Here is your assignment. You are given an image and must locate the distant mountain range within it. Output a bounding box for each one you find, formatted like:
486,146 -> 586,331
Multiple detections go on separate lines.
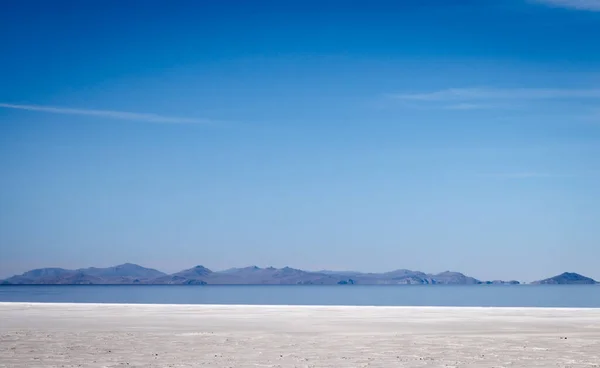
1,264 -> 596,285
2,263 -> 166,285
0,263 -> 516,285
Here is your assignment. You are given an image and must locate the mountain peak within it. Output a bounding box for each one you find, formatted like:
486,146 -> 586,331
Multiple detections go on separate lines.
193,265 -> 211,271
560,272 -> 581,277
174,265 -> 212,276
243,265 -> 261,271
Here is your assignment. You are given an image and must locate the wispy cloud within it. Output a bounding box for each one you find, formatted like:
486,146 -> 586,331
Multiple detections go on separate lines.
532,0 -> 600,11
392,87 -> 600,102
0,103 -> 212,125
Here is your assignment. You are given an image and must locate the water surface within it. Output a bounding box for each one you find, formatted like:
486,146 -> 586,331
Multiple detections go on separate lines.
1,285 -> 599,307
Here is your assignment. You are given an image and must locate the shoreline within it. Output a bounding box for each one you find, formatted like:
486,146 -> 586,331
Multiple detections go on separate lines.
2,301 -> 600,310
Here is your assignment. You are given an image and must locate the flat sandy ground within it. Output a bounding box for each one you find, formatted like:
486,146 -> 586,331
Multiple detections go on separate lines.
1,303 -> 599,367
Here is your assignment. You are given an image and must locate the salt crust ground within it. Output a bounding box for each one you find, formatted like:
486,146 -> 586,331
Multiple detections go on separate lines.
1,303 -> 600,367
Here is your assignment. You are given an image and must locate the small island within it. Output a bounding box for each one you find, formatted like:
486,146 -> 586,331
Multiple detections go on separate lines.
532,272 -> 598,285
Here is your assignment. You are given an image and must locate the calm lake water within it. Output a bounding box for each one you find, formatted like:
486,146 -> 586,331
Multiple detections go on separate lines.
1,285 -> 599,307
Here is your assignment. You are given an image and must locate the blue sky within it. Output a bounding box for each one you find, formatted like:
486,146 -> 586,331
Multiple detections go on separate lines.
1,0 -> 599,281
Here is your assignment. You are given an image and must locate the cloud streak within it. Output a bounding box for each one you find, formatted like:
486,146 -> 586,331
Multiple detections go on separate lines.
0,103 -> 212,125
392,87 -> 600,102
533,0 -> 600,11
